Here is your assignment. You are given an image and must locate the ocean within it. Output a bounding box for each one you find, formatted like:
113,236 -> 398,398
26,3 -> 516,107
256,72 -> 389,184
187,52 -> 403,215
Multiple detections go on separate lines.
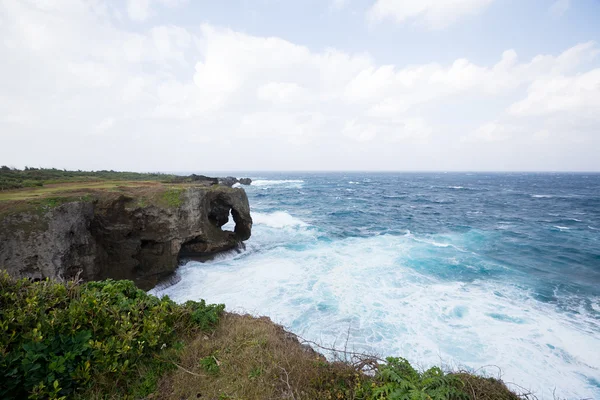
151,172 -> 600,398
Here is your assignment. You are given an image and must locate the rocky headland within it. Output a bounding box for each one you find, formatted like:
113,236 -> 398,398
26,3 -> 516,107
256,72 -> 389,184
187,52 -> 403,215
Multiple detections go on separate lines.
0,178 -> 252,290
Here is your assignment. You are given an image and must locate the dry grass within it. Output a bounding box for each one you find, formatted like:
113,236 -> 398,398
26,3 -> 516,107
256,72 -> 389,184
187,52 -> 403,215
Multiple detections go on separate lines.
154,313 -> 527,400
156,313 -> 364,400
0,181 -> 219,219
455,373 -> 525,400
0,181 -> 161,202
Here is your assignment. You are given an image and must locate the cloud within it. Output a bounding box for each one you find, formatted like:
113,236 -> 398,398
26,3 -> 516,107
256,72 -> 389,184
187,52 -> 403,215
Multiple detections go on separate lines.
368,0 -> 496,29
126,0 -> 188,21
0,0 -> 599,171
92,117 -> 116,135
127,0 -> 151,21
257,82 -> 308,104
464,122 -> 517,142
508,68 -> 600,116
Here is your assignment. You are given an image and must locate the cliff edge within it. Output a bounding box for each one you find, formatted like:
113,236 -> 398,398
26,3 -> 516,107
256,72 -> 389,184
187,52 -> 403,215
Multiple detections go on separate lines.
0,183 -> 252,289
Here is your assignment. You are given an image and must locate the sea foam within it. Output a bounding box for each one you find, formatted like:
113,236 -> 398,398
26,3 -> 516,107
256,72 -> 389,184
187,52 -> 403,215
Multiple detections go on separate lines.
252,211 -> 309,228
154,210 -> 600,399
252,179 -> 304,188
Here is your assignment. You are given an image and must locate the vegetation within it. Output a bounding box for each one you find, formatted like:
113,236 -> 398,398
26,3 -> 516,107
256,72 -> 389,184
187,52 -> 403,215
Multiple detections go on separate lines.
0,169 -> 222,219
159,313 -> 523,400
369,358 -> 469,399
0,272 -> 224,399
0,166 -> 179,191
0,273 -> 523,400
161,187 -> 185,208
0,166 -> 223,192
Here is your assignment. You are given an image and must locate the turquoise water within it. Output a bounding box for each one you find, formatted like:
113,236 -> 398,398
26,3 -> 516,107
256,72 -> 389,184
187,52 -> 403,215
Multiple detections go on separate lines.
152,173 -> 600,398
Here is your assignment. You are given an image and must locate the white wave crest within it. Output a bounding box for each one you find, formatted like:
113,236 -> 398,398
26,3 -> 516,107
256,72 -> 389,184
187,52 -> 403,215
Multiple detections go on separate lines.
252,179 -> 304,187
553,226 -> 571,231
252,211 -> 308,228
532,194 -> 554,198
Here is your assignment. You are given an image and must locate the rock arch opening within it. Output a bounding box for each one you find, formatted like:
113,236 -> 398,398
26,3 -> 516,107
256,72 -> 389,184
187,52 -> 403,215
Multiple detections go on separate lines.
178,192 -> 252,262
208,197 -> 234,232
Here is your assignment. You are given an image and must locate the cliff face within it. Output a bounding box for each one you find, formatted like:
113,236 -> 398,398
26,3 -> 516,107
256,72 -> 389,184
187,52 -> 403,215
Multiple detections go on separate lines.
0,186 -> 252,290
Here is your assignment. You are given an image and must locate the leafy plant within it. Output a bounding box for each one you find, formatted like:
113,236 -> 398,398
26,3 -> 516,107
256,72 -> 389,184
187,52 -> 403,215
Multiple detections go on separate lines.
0,272 -> 224,399
366,357 -> 469,400
248,367 -> 263,380
199,355 -> 221,375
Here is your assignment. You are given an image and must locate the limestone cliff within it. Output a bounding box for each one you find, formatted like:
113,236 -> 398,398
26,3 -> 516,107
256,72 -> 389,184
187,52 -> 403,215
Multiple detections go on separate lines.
0,186 -> 252,290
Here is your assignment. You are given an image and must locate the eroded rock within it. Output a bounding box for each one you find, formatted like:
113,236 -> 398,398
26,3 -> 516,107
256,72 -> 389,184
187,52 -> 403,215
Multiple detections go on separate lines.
218,177 -> 253,187
0,186 -> 252,290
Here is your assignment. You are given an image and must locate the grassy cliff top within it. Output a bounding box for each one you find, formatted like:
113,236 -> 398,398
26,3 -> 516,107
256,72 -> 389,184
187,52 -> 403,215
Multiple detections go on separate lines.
0,168 -> 228,219
0,166 -> 180,191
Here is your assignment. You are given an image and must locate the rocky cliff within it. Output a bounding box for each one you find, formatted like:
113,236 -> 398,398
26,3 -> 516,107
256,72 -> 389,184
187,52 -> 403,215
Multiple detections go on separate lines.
0,185 -> 252,290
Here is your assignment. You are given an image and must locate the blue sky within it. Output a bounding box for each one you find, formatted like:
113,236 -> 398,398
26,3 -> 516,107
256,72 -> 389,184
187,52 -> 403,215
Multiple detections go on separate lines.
173,0 -> 599,64
1,0 -> 599,171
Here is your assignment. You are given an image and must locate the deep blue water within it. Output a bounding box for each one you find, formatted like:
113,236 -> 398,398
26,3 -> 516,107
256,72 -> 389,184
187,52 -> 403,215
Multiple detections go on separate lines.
153,173 -> 600,398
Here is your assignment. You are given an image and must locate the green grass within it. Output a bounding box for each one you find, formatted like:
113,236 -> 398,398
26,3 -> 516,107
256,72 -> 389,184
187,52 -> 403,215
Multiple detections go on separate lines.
0,167 -> 177,191
0,181 -> 157,202
0,167 -> 226,192
160,187 -> 185,208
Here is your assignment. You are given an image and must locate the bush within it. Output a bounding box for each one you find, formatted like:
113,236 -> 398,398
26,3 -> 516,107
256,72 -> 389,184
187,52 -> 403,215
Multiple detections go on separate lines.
0,272 -> 224,399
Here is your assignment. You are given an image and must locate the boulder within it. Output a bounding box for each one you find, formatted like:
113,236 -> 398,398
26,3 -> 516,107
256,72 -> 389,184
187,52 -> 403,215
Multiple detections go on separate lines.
218,176 -> 239,187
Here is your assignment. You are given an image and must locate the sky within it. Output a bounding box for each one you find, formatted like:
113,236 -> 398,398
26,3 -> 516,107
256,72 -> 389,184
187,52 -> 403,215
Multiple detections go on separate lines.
0,0 -> 599,172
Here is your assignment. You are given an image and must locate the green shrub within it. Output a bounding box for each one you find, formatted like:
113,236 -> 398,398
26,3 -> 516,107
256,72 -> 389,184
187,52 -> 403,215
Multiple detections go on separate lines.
363,357 -> 469,400
0,272 -> 224,399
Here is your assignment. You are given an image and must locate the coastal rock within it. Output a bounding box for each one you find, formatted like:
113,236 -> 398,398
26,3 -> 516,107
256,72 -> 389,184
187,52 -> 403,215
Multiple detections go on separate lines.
189,174 -> 219,185
0,186 -> 252,290
218,176 -> 239,187
218,177 -> 253,187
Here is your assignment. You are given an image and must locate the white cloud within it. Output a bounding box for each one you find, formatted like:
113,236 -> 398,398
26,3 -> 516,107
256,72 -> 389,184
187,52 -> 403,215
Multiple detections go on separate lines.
509,69 -> 600,116
343,120 -> 378,142
343,42 -> 598,113
257,82 -> 308,104
0,0 -> 599,171
127,0 -> 188,21
92,117 -> 116,135
127,0 -> 151,21
464,122 -> 517,142
368,0 -> 496,29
